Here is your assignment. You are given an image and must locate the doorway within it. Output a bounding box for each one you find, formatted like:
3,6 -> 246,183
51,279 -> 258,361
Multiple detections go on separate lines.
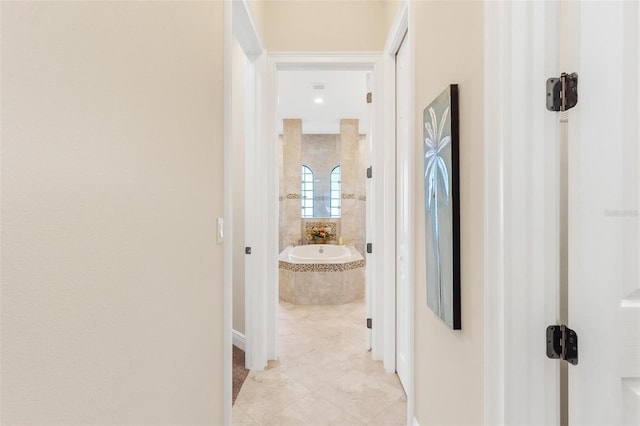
233,56 -> 409,425
253,53 -> 393,371
485,1 -> 640,424
226,3 -> 414,424
275,67 -> 371,345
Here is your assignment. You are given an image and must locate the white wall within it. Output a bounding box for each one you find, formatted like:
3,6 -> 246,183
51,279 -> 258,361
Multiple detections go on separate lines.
232,35 -> 247,336
412,1 -> 485,424
1,2 -> 225,423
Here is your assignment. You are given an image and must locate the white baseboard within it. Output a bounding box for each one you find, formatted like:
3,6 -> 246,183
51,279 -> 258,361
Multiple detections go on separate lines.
411,416 -> 420,426
232,329 -> 246,351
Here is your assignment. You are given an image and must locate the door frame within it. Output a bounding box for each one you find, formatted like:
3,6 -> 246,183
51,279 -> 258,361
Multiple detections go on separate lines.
484,1 -> 562,424
224,0 -> 265,424
384,1 -> 414,422
264,51 -> 393,365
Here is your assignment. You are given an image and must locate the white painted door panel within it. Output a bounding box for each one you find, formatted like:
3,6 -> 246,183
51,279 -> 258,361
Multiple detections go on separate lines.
395,33 -> 410,392
567,1 -> 640,424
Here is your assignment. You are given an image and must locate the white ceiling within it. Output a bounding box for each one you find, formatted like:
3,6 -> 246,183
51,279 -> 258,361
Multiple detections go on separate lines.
276,70 -> 370,135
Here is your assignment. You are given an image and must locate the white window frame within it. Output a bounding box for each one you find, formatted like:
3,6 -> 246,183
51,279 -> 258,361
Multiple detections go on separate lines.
330,165 -> 341,218
301,165 -> 314,218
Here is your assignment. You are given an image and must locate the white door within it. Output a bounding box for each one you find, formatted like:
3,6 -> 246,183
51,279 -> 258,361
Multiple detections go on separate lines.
567,1 -> 640,424
395,32 -> 410,392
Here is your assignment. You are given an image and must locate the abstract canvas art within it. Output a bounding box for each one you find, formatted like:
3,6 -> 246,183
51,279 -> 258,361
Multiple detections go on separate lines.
423,84 -> 460,330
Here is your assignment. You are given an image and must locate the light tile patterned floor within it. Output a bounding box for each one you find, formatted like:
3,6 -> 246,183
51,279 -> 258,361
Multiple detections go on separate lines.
233,300 -> 407,425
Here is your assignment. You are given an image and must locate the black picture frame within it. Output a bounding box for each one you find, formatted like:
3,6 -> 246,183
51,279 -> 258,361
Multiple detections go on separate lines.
422,84 -> 460,330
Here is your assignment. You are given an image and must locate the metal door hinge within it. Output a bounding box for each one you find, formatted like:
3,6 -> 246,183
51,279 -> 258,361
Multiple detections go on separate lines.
366,318 -> 372,329
366,92 -> 372,104
366,166 -> 372,179
366,243 -> 372,254
546,72 -> 578,112
546,324 -> 578,365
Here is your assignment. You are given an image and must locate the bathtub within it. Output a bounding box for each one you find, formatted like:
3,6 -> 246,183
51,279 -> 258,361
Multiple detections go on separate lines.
279,245 -> 365,305
285,244 -> 352,263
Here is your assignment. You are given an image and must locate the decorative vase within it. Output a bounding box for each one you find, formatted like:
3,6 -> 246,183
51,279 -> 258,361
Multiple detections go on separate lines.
314,238 -> 326,244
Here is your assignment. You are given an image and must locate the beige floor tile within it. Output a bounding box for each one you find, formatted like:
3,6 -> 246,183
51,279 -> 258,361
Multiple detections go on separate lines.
366,394 -> 408,426
313,369 -> 406,423
259,394 -> 364,426
274,349 -> 352,392
234,368 -> 312,421
232,405 -> 257,425
234,301 -> 406,426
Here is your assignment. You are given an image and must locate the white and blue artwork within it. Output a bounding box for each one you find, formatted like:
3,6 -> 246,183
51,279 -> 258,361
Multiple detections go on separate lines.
423,84 -> 460,330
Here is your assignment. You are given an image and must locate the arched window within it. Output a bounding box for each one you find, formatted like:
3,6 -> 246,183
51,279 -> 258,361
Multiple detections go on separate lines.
301,165 -> 314,218
330,165 -> 341,218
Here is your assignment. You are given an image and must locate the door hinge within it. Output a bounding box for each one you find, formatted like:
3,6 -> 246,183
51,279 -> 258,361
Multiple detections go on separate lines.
546,324 -> 578,365
366,166 -> 372,179
366,92 -> 372,104
546,72 -> 578,112
366,243 -> 372,254
366,318 -> 372,329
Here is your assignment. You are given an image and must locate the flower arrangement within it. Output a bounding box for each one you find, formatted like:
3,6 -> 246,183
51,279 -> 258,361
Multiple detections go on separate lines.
305,224 -> 335,242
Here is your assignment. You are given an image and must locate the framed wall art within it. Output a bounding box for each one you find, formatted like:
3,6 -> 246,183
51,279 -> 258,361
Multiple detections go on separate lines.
423,84 -> 460,330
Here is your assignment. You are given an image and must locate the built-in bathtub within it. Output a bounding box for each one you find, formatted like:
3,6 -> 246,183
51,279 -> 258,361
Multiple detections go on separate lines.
279,244 -> 365,305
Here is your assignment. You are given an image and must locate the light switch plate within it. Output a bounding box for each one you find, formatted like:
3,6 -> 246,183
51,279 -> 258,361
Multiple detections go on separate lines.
217,218 -> 224,243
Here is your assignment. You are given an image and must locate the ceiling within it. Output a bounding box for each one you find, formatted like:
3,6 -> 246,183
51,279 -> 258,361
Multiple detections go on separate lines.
276,70 -> 370,135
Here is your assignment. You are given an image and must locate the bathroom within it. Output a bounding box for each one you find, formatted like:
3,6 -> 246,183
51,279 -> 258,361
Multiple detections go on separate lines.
277,70 -> 369,306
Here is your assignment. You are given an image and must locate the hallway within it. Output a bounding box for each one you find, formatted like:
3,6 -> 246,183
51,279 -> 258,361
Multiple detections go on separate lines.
232,301 -> 407,425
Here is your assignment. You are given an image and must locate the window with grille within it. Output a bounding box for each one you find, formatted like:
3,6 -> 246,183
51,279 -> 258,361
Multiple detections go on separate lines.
301,165 -> 314,218
330,165 -> 341,218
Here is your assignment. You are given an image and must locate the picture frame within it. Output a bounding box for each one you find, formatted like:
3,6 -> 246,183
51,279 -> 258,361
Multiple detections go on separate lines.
422,84 -> 460,330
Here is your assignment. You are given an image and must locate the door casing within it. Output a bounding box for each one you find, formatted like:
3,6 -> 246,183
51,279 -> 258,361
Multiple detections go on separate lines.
224,0 -> 265,424
484,1 -> 562,424
264,51 -> 392,365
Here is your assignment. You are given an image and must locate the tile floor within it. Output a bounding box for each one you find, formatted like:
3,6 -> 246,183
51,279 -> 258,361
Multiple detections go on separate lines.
233,300 -> 407,425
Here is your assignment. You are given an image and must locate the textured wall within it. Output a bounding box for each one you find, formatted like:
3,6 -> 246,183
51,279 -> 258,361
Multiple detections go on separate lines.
412,1 -> 485,424
1,1 -> 225,423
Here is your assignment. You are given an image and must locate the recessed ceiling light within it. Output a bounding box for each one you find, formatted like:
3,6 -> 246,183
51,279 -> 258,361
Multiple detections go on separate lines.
314,97 -> 324,104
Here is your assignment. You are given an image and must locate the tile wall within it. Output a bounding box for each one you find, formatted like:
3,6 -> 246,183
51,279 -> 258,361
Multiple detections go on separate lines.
279,119 -> 366,255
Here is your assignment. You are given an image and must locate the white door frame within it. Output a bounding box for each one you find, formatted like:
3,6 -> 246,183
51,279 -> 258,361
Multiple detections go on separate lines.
224,0 -> 265,424
383,2 -> 414,424
484,1 -> 562,424
264,51 -> 394,366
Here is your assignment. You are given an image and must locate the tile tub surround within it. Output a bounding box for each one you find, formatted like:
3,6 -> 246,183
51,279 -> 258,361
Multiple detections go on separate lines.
279,245 -> 365,305
303,220 -> 338,243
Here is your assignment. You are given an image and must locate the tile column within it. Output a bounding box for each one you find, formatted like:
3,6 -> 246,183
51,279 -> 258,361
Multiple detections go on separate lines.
282,119 -> 302,249
340,119 -> 364,254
